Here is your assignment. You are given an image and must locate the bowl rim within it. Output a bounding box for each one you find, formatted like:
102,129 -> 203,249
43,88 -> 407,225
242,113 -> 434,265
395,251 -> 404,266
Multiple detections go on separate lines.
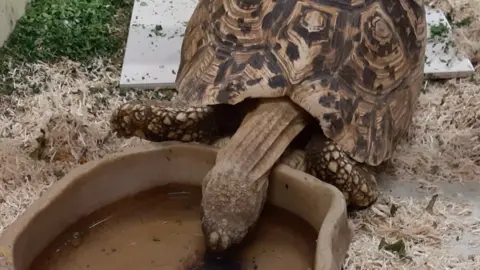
0,142 -> 354,270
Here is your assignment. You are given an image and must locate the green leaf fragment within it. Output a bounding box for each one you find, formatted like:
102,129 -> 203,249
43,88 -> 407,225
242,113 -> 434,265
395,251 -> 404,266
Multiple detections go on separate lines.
378,238 -> 407,258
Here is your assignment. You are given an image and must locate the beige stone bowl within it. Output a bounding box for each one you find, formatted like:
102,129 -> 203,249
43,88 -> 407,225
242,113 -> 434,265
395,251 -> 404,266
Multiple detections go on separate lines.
0,142 -> 354,270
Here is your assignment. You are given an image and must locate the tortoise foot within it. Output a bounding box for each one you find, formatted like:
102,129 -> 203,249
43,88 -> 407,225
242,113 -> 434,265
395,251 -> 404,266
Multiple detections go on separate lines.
110,100 -> 218,143
305,134 -> 378,209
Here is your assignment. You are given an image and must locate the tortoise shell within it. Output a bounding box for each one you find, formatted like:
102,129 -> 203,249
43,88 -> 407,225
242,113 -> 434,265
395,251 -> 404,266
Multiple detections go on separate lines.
174,0 -> 427,166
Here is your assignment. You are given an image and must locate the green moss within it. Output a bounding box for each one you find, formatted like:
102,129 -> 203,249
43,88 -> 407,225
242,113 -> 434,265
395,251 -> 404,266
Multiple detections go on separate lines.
429,23 -> 449,39
454,17 -> 473,28
0,0 -> 133,63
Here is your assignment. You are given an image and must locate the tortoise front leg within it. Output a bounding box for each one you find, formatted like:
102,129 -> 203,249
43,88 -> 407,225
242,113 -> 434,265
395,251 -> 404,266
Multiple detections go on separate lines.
305,134 -> 378,209
110,100 -> 219,143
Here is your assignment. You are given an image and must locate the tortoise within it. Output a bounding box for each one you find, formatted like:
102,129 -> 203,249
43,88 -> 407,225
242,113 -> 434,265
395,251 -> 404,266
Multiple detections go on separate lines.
110,0 -> 426,253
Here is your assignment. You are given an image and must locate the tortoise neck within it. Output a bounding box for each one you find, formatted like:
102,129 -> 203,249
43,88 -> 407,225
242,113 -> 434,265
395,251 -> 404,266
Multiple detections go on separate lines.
200,97 -> 307,251
214,97 -> 307,180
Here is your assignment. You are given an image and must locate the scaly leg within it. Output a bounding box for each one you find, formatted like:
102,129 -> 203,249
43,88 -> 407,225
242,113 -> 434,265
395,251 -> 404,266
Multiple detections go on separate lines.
305,134 -> 378,209
109,100 -> 219,143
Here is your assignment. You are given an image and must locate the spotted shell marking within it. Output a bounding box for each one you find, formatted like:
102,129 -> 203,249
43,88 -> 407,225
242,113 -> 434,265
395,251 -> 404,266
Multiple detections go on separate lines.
175,0 -> 427,166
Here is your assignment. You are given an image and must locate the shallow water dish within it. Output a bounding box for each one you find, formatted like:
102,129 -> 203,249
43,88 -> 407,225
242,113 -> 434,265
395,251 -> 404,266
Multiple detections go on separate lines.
0,142 -> 353,270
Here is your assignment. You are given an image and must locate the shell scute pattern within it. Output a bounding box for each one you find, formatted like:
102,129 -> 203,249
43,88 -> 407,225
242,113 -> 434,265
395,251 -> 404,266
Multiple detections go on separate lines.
327,0 -> 425,165
175,0 -> 426,166
272,4 -> 351,84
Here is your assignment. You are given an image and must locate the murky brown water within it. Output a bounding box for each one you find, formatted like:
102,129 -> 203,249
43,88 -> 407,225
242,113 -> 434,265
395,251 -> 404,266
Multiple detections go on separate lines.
30,184 -> 316,270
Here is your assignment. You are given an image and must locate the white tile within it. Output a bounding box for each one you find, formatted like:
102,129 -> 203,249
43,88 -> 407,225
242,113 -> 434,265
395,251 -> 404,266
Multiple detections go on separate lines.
120,4 -> 475,89
120,0 -> 197,88
424,7 -> 475,79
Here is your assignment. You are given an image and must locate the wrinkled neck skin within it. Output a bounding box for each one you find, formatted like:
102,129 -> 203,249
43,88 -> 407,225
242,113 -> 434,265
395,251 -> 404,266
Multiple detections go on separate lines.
200,97 -> 307,253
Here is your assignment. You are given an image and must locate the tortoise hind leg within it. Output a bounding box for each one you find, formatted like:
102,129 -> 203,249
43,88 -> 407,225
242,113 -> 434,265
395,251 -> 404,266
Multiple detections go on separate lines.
305,134 -> 378,209
110,100 -> 219,143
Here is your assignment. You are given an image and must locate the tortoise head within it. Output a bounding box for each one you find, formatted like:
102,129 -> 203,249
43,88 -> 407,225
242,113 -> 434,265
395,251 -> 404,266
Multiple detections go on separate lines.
200,170 -> 268,253
200,213 -> 250,253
